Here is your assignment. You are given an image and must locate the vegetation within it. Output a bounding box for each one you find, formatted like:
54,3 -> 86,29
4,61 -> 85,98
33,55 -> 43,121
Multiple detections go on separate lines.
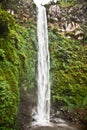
0,7 -> 19,129
0,0 -> 18,11
49,26 -> 87,109
0,6 -> 37,129
81,23 -> 87,44
57,0 -> 77,7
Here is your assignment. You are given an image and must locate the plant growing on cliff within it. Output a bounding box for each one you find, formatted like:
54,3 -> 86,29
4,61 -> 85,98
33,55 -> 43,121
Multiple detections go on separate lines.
0,7 -> 20,129
49,27 -> 87,109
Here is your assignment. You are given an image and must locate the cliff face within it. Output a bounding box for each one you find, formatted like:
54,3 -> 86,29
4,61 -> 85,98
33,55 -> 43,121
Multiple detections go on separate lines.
48,2 -> 87,40
6,0 -> 86,40
2,0 -> 35,23
0,1 -> 87,129
2,0 -> 87,38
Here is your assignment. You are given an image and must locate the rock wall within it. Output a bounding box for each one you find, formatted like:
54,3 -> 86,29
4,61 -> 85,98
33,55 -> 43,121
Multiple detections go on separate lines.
48,2 -> 87,39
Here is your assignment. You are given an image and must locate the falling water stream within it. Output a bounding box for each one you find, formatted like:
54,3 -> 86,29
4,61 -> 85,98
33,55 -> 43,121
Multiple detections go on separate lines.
33,1 -> 50,126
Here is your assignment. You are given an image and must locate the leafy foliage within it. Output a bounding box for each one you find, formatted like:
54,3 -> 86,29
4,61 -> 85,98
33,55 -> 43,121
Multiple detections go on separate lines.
0,7 -> 15,37
0,9 -> 19,129
49,26 -> 87,109
0,80 -> 18,126
81,23 -> 87,44
58,0 -> 77,7
0,6 -> 37,129
15,21 -> 37,91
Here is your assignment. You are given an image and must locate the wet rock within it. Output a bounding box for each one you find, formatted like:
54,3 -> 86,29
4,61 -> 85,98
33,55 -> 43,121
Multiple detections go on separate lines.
28,125 -> 76,130
48,3 -> 87,40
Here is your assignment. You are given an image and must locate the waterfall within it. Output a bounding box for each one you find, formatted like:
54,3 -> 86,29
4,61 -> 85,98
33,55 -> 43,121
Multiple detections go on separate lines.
33,2 -> 50,126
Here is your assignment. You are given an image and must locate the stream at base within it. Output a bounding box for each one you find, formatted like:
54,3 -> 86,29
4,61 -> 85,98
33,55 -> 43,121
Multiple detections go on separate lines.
28,123 -> 87,130
29,117 -> 87,130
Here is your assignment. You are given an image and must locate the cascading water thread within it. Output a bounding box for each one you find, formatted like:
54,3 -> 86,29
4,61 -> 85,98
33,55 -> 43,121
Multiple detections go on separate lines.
32,4 -> 50,126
